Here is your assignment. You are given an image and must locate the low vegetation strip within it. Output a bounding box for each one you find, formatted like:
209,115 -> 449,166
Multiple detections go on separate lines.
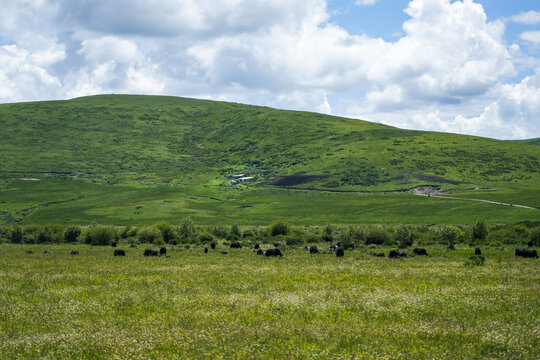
0,244 -> 538,359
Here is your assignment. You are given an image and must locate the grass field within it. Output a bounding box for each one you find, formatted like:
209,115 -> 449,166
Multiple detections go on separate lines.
0,95 -> 539,225
1,178 -> 539,225
0,244 -> 538,359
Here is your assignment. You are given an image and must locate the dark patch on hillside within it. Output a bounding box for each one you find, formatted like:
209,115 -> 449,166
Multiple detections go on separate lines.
405,172 -> 464,185
261,173 -> 328,187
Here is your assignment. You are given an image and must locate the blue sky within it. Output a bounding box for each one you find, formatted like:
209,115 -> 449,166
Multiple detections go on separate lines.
0,0 -> 539,139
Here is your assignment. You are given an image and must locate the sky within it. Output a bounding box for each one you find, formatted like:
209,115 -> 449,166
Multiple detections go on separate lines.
0,0 -> 539,140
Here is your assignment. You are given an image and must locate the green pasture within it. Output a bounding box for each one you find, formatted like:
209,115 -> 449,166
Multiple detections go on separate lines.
0,244 -> 538,359
0,179 -> 538,225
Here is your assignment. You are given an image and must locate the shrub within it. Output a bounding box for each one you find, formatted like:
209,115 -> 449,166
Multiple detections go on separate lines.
472,219 -> 488,241
178,217 -> 196,240
395,225 -> 412,249
9,226 -> 23,244
83,226 -> 117,246
154,221 -> 177,243
37,226 -> 55,243
230,224 -> 241,238
198,232 -> 215,243
365,226 -> 391,245
285,235 -> 305,246
120,226 -> 131,239
64,226 -> 81,243
211,225 -> 229,238
226,233 -> 240,241
138,226 -> 162,244
270,220 -> 290,237
439,225 -> 459,249
531,228 -> 540,246
242,229 -> 255,239
342,225 -> 363,247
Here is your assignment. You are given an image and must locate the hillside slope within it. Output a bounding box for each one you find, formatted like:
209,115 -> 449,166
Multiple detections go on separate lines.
0,95 -> 539,225
0,95 -> 538,190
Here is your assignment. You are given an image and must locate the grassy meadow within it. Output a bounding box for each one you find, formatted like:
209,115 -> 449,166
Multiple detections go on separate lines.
0,243 -> 538,359
0,95 -> 539,226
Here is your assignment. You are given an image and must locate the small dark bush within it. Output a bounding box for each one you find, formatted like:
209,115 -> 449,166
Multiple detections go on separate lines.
270,221 -> 290,237
473,219 -> 488,241
198,232 -> 215,243
64,226 -> 81,243
84,226 -> 117,246
365,226 -> 391,245
9,226 -> 23,244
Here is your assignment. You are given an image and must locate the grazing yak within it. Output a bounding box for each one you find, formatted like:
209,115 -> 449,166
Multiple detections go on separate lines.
310,246 -> 319,254
254,244 -> 260,249
371,252 -> 385,257
515,249 -> 538,258
143,249 -> 159,257
413,248 -> 428,256
265,249 -> 283,257
329,245 -> 339,253
221,251 -> 228,255
43,250 -> 50,254
70,250 -> 79,256
475,247 -> 482,256
160,247 -> 167,256
230,242 -> 242,249
389,250 -> 407,258
111,242 -> 117,248
210,242 -> 216,249
336,248 -> 344,257
256,249 -> 264,255
114,249 -> 126,256
204,247 -> 208,253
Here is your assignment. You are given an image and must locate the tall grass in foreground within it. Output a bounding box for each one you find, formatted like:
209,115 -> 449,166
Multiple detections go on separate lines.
0,244 -> 538,359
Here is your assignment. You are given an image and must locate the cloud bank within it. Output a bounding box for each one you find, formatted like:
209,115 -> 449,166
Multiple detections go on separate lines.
0,0 -> 538,139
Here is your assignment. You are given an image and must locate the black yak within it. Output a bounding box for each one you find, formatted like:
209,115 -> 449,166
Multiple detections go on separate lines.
114,249 -> 126,256
413,248 -> 428,256
310,246 -> 319,254
265,249 -> 283,257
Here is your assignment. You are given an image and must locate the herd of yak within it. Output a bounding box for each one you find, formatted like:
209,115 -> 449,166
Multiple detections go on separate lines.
43,241 -> 539,259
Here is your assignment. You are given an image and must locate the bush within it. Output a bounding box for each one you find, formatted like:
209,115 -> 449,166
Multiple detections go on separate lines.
83,226 -> 117,246
230,224 -> 241,238
198,232 -> 215,243
343,226 -> 364,247
178,217 -> 196,240
154,221 -> 177,243
138,226 -> 162,244
242,229 -> 255,239
120,226 -> 131,239
270,220 -> 290,237
395,225 -> 412,249
9,226 -> 23,244
472,219 -> 488,241
365,226 -> 391,245
64,226 -> 81,243
285,235 -> 305,246
439,225 -> 459,248
37,226 -> 55,243
531,228 -> 540,246
211,225 -> 229,238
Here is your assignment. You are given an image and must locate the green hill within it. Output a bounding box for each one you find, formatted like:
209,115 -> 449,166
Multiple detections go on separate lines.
511,138 -> 540,146
0,95 -> 538,225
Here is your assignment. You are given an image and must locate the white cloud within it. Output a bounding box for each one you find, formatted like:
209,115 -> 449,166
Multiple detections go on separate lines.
0,0 -> 538,139
509,10 -> 540,25
355,0 -> 379,6
520,31 -> 540,45
0,44 -> 64,102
